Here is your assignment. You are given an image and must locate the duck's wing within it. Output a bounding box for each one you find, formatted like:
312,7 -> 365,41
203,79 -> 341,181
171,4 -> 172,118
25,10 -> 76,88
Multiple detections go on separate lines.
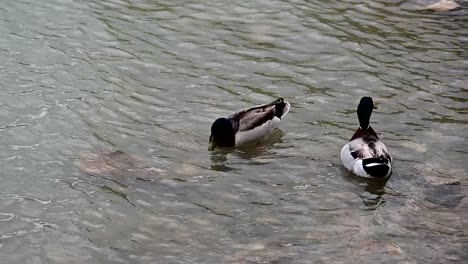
228,98 -> 290,132
348,138 -> 373,160
348,137 -> 391,160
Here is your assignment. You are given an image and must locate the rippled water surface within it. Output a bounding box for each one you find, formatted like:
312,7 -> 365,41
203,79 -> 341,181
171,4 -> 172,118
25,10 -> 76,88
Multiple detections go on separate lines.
0,0 -> 467,263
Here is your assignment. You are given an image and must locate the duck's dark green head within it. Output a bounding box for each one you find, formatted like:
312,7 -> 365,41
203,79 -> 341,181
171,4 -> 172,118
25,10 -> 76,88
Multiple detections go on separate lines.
357,97 -> 376,130
209,118 -> 235,151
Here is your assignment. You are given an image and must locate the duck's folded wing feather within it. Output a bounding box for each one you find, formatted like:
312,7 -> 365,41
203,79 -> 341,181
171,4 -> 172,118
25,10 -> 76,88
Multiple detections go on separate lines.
228,98 -> 289,132
229,105 -> 276,132
348,137 -> 391,160
348,138 -> 373,159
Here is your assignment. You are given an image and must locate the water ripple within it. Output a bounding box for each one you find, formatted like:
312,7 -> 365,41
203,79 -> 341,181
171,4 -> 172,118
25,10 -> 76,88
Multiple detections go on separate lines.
0,0 -> 466,263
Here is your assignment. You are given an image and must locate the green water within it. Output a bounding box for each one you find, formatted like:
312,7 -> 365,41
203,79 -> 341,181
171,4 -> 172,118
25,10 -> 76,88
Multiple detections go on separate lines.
0,0 -> 466,263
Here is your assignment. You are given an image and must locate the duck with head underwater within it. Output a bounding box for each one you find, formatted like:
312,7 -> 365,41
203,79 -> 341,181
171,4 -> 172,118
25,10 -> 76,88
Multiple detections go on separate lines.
341,97 -> 392,179
209,98 -> 290,151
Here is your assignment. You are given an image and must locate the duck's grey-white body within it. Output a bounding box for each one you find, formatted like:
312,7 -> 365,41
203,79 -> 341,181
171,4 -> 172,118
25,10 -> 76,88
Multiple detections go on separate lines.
209,98 -> 290,150
340,97 -> 392,179
229,103 -> 288,146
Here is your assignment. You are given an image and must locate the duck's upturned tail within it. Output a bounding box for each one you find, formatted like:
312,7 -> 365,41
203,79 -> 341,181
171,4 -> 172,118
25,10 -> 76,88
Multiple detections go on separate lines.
271,98 -> 290,119
360,157 -> 392,178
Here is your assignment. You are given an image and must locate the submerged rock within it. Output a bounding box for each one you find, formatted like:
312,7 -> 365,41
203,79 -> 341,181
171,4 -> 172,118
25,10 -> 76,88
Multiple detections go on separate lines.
425,0 -> 460,11
79,150 -> 163,180
425,182 -> 463,208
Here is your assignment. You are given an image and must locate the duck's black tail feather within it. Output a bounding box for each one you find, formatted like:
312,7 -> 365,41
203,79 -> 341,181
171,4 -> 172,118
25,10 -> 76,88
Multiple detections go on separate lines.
362,157 -> 391,178
272,98 -> 290,119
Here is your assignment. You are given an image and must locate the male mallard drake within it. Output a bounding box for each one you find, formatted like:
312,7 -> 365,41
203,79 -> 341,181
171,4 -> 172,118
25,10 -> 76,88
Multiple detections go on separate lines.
340,97 -> 392,178
209,98 -> 290,151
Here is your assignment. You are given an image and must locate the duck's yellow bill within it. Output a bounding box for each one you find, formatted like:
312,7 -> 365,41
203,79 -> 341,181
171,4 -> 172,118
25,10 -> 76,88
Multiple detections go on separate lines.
208,140 -> 217,151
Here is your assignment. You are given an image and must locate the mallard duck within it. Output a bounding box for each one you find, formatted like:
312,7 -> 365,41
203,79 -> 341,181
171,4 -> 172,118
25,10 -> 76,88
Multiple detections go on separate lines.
209,98 -> 290,151
340,97 -> 392,178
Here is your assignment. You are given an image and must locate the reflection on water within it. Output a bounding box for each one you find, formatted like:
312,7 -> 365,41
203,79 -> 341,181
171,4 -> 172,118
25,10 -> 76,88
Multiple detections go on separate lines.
0,0 -> 467,263
210,130 -> 285,171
